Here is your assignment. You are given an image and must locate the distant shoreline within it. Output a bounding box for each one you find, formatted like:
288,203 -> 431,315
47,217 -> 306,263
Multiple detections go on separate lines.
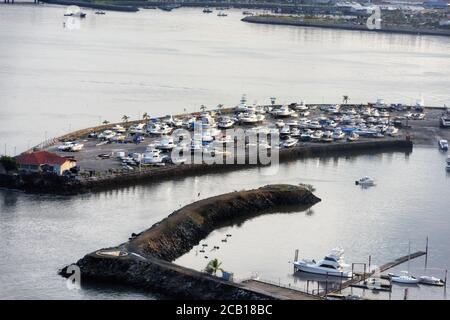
242,15 -> 450,38
40,0 -> 139,12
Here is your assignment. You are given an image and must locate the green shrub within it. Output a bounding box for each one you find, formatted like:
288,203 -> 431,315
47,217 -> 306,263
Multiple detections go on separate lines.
0,156 -> 18,171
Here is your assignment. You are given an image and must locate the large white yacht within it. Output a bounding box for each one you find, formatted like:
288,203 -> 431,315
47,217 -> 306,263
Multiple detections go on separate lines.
293,248 -> 352,278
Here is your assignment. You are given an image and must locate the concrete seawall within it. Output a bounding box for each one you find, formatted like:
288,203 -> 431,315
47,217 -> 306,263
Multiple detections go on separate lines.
61,185 -> 321,299
242,16 -> 450,38
1,139 -> 412,194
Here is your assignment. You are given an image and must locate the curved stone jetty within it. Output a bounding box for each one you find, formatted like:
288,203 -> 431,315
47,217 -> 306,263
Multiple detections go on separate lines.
61,184 -> 321,299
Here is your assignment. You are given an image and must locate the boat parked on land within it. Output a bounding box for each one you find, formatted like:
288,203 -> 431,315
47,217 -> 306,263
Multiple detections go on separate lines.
293,248 -> 352,278
347,132 -> 359,142
438,139 -> 449,151
282,137 -> 298,148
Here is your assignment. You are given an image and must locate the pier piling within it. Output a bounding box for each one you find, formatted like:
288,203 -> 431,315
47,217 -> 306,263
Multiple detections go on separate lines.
425,236 -> 429,269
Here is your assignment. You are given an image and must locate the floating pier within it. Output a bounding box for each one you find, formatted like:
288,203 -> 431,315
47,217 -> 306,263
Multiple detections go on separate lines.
331,251 -> 426,295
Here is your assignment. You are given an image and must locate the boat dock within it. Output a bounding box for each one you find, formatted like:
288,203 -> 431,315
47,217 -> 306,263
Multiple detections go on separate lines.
241,278 -> 322,300
330,251 -> 426,295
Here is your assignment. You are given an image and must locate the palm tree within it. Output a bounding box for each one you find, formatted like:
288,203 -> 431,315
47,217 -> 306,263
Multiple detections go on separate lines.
343,95 -> 349,104
200,105 -> 207,112
205,258 -> 223,276
142,112 -> 150,121
122,115 -> 130,123
102,120 -> 110,125
217,104 -> 224,114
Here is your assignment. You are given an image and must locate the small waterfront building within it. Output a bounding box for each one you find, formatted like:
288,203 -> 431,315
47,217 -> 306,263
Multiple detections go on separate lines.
15,151 -> 77,175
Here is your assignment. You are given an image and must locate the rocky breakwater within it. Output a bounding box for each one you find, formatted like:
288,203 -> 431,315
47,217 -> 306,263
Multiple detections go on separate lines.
61,184 -> 321,299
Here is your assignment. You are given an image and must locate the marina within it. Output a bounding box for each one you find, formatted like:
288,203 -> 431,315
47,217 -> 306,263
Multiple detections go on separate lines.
1,5 -> 450,301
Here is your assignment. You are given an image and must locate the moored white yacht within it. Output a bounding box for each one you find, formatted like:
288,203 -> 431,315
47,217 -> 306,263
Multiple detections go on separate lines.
217,116 -> 234,129
293,248 -> 352,278
419,275 -> 445,286
389,271 -> 419,285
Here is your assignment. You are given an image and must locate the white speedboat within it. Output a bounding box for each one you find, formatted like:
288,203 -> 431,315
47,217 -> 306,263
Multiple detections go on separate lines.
386,126 -> 399,137
282,137 -> 298,148
347,132 -> 359,142
111,125 -> 126,133
142,148 -> 164,164
438,139 -> 449,151
355,177 -> 375,186
321,131 -> 333,143
156,136 -> 175,151
280,126 -> 291,136
70,143 -> 84,152
239,112 -> 258,124
419,276 -> 445,286
310,130 -> 324,142
295,100 -> 308,111
57,141 -> 75,151
389,271 -> 419,285
332,128 -> 345,140
218,116 -> 234,129
275,120 -> 285,128
235,95 -> 250,113
273,105 -> 294,118
293,248 -> 352,278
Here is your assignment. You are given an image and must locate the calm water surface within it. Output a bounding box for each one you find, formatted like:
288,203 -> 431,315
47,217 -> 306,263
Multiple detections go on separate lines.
1,147 -> 449,299
0,5 -> 450,153
1,5 -> 450,300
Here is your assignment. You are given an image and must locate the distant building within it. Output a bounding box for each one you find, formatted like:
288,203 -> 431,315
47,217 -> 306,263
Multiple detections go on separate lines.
15,151 -> 77,175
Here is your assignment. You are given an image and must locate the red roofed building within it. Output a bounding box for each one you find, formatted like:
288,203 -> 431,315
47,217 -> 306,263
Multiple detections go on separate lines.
15,151 -> 77,175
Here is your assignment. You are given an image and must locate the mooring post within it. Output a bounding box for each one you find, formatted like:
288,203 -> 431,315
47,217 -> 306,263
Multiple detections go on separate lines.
306,280 -> 309,294
325,272 -> 328,295
368,255 -> 371,273
425,236 -> 429,269
340,272 -> 343,293
444,269 -> 448,293
403,288 -> 408,300
317,281 -> 320,296
351,263 -> 354,280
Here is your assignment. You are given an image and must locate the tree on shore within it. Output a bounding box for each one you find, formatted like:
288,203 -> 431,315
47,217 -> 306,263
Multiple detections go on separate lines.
122,115 -> 130,123
0,156 -> 18,171
343,95 -> 349,104
102,120 -> 110,125
143,112 -> 150,121
217,104 -> 224,114
200,105 -> 207,112
205,258 -> 223,276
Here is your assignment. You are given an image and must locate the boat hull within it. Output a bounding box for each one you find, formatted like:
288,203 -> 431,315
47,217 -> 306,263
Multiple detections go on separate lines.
293,263 -> 351,278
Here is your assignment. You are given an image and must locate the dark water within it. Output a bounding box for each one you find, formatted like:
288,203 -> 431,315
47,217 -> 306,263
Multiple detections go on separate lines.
1,146 -> 449,299
1,5 -> 450,154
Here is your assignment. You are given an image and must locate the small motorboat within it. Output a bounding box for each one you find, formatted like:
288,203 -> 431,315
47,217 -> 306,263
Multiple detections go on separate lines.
419,275 -> 445,286
347,132 -> 359,142
438,139 -> 449,151
446,156 -> 450,171
389,271 -> 419,285
217,11 -> 228,17
282,137 -> 298,148
355,177 -> 375,186
95,11 -> 106,15
275,120 -> 285,128
203,8 -> 213,13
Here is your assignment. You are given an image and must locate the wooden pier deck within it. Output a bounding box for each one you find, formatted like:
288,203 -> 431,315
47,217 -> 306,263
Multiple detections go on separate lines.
241,279 -> 322,300
331,251 -> 426,294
